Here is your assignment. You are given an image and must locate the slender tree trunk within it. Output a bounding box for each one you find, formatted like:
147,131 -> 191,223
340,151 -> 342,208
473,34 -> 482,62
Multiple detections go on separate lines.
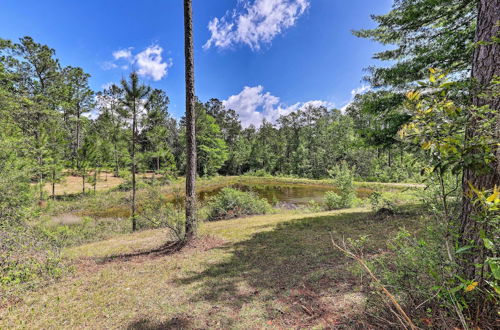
93,169 -> 97,194
460,0 -> 499,279
52,167 -> 56,200
184,0 -> 197,242
38,157 -> 43,201
113,140 -> 119,177
36,112 -> 44,202
132,102 -> 137,231
82,172 -> 85,194
76,108 -> 81,150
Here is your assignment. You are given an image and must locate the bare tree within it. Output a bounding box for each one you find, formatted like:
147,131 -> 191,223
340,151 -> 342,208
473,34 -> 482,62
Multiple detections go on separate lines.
183,0 -> 197,242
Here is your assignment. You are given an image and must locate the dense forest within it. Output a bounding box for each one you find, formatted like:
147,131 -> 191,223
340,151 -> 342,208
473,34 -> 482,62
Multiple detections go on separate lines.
1,35 -> 421,194
1,0 -> 499,329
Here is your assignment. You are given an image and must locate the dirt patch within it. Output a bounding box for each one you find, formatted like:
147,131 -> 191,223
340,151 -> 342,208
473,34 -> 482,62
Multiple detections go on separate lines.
270,282 -> 367,328
51,213 -> 82,225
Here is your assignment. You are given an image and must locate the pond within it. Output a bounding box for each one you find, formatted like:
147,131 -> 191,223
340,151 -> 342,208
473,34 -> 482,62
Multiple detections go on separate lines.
196,183 -> 374,206
81,182 -> 374,219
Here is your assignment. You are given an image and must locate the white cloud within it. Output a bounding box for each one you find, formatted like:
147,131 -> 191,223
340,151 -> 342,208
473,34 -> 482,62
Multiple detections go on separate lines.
135,45 -> 172,81
104,45 -> 172,81
340,84 -> 370,112
101,61 -> 118,70
204,0 -> 310,51
112,48 -> 132,60
350,85 -> 370,98
223,86 -> 332,128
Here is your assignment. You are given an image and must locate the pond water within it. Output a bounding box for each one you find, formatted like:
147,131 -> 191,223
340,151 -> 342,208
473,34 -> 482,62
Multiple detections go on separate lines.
82,183 -> 374,219
196,183 -> 374,206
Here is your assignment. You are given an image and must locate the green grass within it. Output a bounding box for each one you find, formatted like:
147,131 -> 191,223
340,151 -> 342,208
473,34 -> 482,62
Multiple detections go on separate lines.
1,176 -> 424,328
1,206 -> 425,329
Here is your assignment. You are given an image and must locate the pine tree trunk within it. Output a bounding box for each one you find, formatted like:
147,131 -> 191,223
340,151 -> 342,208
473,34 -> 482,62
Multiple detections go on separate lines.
52,167 -> 56,200
114,141 -> 119,177
459,0 -> 499,279
184,0 -> 197,242
76,108 -> 81,150
131,102 -> 137,232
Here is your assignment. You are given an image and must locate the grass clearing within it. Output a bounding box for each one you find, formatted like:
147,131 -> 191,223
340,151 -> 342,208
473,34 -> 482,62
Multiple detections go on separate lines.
1,206 -> 425,329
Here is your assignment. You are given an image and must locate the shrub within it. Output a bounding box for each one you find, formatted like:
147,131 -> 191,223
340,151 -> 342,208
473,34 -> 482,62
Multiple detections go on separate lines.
327,161 -> 356,209
206,188 -> 271,221
138,187 -> 185,241
1,225 -> 63,286
324,191 -> 343,210
306,200 -> 322,212
368,191 -> 395,212
38,216 -> 130,248
112,179 -> 149,192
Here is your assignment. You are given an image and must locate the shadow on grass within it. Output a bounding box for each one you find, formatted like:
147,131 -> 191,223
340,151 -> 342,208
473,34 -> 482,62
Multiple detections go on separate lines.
127,316 -> 192,330
96,240 -> 185,264
175,211 -> 419,326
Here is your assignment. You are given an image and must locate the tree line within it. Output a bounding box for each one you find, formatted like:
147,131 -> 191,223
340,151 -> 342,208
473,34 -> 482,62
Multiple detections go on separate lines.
0,36 -> 417,201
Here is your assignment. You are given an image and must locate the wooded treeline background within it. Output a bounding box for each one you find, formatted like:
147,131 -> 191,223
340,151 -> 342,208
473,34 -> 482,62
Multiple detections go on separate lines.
0,36 -> 427,201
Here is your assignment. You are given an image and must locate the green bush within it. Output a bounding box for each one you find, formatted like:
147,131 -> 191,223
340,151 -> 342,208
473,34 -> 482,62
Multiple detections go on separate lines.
324,191 -> 344,210
306,200 -> 322,212
368,191 -> 395,212
38,216 -> 130,248
112,178 -> 149,192
206,188 -> 271,221
138,187 -> 185,241
327,161 -> 356,209
1,226 -> 63,286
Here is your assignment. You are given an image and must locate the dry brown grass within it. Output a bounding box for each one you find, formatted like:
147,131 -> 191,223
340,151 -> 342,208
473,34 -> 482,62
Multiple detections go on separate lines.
42,172 -> 163,196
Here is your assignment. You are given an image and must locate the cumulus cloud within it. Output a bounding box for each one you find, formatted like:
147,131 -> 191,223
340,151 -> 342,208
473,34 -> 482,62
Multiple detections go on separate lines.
135,45 -> 172,81
223,86 -> 332,128
112,48 -> 133,60
340,84 -> 370,112
103,45 -> 172,81
204,0 -> 310,51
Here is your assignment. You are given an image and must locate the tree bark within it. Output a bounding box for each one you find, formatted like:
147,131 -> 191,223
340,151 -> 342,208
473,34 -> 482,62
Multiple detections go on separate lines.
93,169 -> 97,194
460,0 -> 500,278
184,0 -> 197,242
131,101 -> 137,231
52,167 -> 56,200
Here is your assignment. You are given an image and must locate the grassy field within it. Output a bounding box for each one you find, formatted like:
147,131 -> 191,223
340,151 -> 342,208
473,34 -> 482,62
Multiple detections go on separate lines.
2,176 -> 425,329
1,207 -> 425,329
42,172 -> 162,196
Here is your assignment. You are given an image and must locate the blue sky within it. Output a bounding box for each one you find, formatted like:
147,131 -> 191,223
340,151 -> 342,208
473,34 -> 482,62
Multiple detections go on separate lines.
0,0 -> 392,126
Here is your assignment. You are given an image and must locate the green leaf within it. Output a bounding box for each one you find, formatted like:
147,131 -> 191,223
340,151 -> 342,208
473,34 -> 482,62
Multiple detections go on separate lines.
483,238 -> 494,250
487,258 -> 500,280
455,245 -> 473,254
